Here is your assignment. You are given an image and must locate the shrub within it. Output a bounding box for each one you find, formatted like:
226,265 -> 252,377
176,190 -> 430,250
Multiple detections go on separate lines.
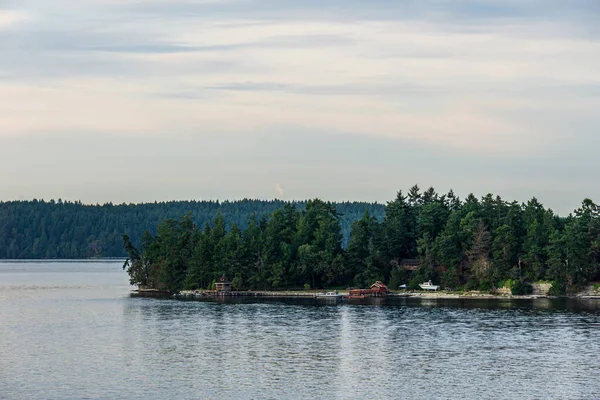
478,279 -> 493,292
409,276 -> 422,290
303,283 -> 311,290
388,267 -> 405,291
594,283 -> 600,292
441,269 -> 460,289
232,276 -> 243,291
465,278 -> 478,291
452,286 -> 465,293
511,281 -> 533,295
500,279 -> 516,289
548,281 -> 566,296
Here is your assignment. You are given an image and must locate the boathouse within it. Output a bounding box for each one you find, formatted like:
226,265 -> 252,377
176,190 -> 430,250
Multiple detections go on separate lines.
370,281 -> 388,294
215,275 -> 232,292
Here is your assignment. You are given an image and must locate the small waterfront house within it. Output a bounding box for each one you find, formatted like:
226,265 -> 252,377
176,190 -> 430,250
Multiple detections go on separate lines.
400,259 -> 420,271
215,275 -> 232,292
370,281 -> 388,294
400,259 -> 446,274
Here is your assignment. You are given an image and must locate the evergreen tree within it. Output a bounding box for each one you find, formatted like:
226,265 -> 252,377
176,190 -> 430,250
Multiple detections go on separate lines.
117,189 -> 600,293
347,210 -> 379,288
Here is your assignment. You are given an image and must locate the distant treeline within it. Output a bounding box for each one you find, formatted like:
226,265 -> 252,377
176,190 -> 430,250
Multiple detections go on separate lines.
0,199 -> 384,259
123,186 -> 600,295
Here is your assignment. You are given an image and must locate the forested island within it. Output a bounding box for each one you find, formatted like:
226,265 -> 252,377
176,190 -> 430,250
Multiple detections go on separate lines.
0,199 -> 383,258
123,186 -> 600,296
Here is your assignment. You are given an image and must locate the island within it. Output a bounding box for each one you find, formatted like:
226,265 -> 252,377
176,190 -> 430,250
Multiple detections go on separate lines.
122,186 -> 600,298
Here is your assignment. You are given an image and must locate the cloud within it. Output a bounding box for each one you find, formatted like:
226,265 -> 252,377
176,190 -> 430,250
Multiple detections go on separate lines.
121,0 -> 600,34
0,10 -> 30,29
1,0 -> 600,208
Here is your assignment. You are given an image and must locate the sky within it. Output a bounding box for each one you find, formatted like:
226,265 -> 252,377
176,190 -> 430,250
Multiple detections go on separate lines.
1,0 -> 599,215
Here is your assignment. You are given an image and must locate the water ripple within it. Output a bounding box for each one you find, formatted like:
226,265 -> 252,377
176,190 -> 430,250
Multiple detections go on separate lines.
1,262 -> 600,399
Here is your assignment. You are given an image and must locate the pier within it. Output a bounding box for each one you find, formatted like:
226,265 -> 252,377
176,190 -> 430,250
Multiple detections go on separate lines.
174,290 -> 321,299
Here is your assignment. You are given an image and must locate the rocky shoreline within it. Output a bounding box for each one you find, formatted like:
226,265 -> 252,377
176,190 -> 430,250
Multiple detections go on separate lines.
142,288 -> 600,301
390,291 -> 600,300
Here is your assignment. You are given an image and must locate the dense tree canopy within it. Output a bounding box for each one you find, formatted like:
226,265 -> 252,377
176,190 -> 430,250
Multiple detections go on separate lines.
0,199 -> 383,258
123,187 -> 600,293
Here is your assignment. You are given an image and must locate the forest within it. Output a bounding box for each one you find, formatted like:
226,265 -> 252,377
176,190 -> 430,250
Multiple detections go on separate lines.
123,186 -> 600,295
0,199 -> 383,258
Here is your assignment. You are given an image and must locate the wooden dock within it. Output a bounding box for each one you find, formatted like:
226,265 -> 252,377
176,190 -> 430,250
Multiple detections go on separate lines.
174,290 -> 322,299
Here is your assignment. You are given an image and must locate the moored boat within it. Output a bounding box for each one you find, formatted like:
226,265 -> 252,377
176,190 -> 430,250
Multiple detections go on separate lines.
316,291 -> 344,299
419,280 -> 440,291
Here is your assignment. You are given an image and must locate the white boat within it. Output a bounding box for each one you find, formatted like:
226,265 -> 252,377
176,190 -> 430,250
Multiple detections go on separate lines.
315,291 -> 344,298
419,281 -> 440,291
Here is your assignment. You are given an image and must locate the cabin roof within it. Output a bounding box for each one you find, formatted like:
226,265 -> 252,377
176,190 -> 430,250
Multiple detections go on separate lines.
370,281 -> 388,289
400,258 -> 419,265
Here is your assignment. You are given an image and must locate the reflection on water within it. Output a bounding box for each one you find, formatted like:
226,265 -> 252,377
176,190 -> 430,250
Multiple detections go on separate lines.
1,261 -> 600,399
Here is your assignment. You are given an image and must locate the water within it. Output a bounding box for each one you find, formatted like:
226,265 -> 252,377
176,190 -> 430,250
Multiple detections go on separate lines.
1,261 -> 600,400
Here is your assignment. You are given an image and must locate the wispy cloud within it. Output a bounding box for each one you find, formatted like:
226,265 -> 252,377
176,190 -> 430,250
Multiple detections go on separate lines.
0,10 -> 30,29
1,0 -> 600,210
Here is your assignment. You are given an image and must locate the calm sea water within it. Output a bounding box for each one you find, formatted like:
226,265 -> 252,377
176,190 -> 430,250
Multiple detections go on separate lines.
1,261 -> 600,400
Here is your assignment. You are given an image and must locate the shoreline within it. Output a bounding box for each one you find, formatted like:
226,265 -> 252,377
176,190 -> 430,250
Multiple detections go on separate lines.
136,289 -> 600,301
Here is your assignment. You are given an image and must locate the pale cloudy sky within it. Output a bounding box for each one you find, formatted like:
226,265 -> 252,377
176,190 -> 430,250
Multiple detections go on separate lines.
1,0 -> 599,214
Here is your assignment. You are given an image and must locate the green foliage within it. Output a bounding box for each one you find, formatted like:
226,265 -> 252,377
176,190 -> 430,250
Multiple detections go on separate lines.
0,199 -> 384,259
122,234 -> 145,287
388,267 -> 407,290
498,279 -> 516,289
122,200 -> 353,291
111,188 -> 600,292
548,281 -> 567,296
408,275 -> 422,290
347,210 -> 382,288
511,281 -> 533,295
440,267 -> 460,290
477,277 -> 493,292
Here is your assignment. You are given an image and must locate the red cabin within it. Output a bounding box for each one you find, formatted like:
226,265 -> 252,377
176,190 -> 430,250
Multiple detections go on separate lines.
370,281 -> 388,294
345,281 -> 389,299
